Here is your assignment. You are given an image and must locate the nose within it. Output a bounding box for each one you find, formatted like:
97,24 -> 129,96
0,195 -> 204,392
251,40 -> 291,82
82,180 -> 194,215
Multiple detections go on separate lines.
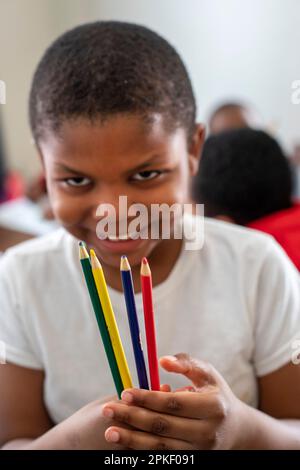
91,186 -> 132,223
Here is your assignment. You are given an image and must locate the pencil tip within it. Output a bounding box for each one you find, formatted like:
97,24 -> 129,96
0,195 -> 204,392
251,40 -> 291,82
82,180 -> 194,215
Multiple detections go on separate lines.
140,257 -> 151,276
90,249 -> 96,257
79,242 -> 89,260
120,255 -> 131,271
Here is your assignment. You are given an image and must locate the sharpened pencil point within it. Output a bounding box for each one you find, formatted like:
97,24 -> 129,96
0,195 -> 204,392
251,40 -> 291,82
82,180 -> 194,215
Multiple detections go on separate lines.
141,257 -> 151,276
79,243 -> 89,260
120,255 -> 131,271
90,249 -> 102,269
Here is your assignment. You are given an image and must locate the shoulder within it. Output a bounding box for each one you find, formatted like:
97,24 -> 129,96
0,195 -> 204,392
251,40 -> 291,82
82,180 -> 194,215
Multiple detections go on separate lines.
185,215 -> 299,284
204,216 -> 275,251
202,216 -> 300,299
189,215 -> 279,264
0,228 -> 76,277
203,216 -> 286,266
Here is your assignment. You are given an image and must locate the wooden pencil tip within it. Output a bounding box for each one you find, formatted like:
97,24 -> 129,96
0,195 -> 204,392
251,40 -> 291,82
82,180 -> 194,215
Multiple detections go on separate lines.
90,249 -> 102,269
79,243 -> 89,260
141,257 -> 151,276
120,255 -> 131,271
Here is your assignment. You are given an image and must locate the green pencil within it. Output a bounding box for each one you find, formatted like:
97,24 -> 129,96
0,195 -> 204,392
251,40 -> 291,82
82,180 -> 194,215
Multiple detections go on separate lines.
79,242 -> 123,398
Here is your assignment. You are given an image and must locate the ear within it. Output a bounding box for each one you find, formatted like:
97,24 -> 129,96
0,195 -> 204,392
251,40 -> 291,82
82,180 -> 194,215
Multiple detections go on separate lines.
188,123 -> 205,176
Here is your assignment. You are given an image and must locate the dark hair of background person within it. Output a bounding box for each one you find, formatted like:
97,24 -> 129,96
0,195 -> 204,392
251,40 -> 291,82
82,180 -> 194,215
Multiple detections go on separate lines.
208,101 -> 262,136
193,129 -> 293,225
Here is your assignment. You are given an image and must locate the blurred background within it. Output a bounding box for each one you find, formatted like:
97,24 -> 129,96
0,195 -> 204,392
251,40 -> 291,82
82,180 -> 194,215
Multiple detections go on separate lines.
1,0 -> 300,252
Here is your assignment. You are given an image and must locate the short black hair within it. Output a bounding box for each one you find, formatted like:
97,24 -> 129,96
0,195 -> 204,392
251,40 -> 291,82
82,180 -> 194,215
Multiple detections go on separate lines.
193,129 -> 293,225
29,21 -> 196,144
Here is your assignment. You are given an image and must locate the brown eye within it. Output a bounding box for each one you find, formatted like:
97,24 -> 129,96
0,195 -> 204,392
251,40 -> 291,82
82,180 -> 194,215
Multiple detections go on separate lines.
64,177 -> 91,187
132,170 -> 162,181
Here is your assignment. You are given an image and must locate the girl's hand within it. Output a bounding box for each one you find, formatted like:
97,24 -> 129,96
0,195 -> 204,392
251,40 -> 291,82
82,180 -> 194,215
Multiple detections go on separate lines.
27,395 -> 127,450
102,354 -> 247,450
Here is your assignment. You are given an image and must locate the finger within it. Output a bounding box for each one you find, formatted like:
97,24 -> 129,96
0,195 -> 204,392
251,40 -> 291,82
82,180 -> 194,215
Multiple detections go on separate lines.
105,426 -> 195,450
159,354 -> 217,388
174,386 -> 196,392
160,384 -> 171,392
119,388 -> 224,419
102,401 -> 211,442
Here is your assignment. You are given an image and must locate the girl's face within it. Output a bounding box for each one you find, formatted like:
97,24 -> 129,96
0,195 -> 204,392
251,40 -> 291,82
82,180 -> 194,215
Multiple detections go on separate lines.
39,114 -> 204,270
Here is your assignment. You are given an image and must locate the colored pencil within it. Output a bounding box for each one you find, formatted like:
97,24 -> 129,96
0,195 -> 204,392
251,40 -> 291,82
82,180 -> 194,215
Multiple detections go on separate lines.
79,242 -> 123,398
141,258 -> 160,391
90,249 -> 133,390
120,255 -> 149,390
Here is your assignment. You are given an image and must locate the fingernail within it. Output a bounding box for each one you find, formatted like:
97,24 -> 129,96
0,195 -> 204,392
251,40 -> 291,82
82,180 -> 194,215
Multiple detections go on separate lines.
106,430 -> 120,443
102,407 -> 114,419
121,391 -> 134,403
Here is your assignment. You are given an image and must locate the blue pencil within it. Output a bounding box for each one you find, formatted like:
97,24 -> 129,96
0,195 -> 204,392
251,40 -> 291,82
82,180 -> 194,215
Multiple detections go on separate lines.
120,255 -> 149,390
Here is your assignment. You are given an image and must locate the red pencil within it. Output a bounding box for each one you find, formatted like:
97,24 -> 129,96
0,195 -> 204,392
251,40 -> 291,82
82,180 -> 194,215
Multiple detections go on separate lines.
140,257 -> 160,391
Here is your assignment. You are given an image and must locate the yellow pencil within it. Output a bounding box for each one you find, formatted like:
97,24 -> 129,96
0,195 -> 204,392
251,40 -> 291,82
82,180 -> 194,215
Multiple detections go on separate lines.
90,250 -> 133,390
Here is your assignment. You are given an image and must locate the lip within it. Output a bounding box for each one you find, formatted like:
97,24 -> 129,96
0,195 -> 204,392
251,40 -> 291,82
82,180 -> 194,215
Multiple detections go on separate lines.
95,236 -> 147,254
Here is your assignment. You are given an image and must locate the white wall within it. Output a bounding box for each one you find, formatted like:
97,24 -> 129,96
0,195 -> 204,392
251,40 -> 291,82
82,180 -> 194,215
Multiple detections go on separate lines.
0,0 -> 101,178
1,0 -> 300,178
94,0 -> 300,150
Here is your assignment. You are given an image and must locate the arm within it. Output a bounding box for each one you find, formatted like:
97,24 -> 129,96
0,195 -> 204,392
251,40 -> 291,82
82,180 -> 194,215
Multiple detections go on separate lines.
242,361 -> 300,449
101,354 -> 300,450
0,363 -> 52,449
0,363 -> 124,450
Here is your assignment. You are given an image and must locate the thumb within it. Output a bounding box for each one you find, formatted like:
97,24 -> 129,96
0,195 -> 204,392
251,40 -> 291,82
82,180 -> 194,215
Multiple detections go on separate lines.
159,353 -> 217,389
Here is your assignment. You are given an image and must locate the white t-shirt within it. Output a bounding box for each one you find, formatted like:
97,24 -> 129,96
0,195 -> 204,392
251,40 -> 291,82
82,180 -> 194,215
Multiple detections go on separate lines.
0,216 -> 299,424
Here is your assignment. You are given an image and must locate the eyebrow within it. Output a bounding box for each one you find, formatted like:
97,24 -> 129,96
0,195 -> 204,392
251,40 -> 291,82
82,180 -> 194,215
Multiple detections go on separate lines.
53,163 -> 88,175
53,154 -> 167,176
126,155 -> 167,174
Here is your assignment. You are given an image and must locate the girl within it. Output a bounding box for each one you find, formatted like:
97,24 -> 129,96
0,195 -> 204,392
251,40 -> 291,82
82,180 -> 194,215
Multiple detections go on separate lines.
0,22 -> 300,450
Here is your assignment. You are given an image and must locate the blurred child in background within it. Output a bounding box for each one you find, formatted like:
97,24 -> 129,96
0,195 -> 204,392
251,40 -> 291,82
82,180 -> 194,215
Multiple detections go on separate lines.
193,128 -> 300,269
208,101 -> 263,135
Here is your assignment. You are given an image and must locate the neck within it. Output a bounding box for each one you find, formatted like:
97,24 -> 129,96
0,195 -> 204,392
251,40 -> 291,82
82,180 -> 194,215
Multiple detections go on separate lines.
101,238 -> 183,293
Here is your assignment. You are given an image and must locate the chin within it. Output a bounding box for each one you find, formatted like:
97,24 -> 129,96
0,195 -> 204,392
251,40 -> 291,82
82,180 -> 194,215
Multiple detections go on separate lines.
92,239 -> 158,270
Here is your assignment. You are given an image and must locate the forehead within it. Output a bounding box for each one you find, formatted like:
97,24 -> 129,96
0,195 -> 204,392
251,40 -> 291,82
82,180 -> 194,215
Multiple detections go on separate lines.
40,114 -> 187,167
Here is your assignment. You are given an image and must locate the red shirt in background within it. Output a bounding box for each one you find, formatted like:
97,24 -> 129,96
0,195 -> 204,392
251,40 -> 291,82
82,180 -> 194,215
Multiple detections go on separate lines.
247,203 -> 300,270
0,172 -> 24,203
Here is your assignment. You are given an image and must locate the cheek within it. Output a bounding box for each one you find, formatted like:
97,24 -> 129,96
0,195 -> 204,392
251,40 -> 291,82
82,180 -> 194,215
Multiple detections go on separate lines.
145,164 -> 190,206
47,187 -> 87,227
52,199 -> 80,227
